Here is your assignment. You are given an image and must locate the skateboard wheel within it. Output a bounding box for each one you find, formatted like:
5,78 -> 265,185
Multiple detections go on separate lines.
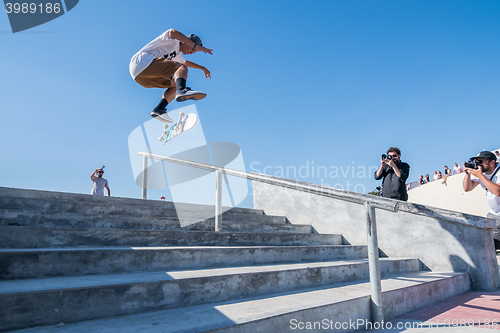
158,137 -> 163,141
174,126 -> 179,131
163,124 -> 168,128
179,112 -> 185,117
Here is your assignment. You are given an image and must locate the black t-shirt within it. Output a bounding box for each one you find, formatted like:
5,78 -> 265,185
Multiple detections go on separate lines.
374,161 -> 410,201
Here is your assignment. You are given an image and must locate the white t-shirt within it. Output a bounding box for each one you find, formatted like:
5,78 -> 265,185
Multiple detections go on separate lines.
471,165 -> 500,215
129,29 -> 186,79
91,177 -> 109,196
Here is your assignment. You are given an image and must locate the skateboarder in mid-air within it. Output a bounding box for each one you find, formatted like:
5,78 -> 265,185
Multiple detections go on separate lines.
129,29 -> 213,123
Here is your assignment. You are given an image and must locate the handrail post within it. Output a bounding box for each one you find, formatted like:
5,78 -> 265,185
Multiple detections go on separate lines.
141,155 -> 148,200
215,169 -> 223,232
365,202 -> 384,323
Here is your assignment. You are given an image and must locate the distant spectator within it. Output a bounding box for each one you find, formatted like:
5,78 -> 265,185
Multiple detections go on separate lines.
419,175 -> 425,186
437,171 -> 443,180
432,171 -> 439,181
444,166 -> 452,177
424,174 -> 430,183
453,163 -> 462,174
442,166 -> 452,185
495,151 -> 500,163
91,168 -> 110,196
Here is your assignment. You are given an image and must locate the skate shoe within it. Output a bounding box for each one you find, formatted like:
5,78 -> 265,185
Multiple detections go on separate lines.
151,107 -> 173,123
175,87 -> 206,102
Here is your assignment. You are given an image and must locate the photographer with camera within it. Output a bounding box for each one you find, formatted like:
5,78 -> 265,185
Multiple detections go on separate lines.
463,151 -> 500,250
374,147 -> 410,201
91,167 -> 110,197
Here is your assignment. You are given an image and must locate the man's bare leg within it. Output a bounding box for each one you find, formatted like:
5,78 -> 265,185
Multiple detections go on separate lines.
174,64 -> 206,102
163,84 -> 177,104
151,79 -> 177,123
174,64 -> 188,81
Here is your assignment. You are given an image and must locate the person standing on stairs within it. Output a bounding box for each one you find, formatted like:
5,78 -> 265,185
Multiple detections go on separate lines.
91,168 -> 110,197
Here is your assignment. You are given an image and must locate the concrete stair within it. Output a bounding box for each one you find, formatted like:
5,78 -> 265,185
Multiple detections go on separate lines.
0,245 -> 368,280
0,226 -> 340,248
4,272 -> 468,333
0,187 -> 471,332
0,209 -> 312,233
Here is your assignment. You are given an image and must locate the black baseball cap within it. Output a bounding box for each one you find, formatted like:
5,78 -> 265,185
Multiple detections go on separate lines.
471,151 -> 497,161
188,34 -> 203,46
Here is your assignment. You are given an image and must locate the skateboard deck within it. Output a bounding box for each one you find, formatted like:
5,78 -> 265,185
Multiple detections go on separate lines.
158,112 -> 198,144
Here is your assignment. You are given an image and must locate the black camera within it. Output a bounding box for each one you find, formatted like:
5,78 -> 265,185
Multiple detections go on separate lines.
381,154 -> 392,161
464,158 -> 480,170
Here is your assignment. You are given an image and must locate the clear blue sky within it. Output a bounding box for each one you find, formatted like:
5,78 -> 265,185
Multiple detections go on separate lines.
1,0 -> 499,205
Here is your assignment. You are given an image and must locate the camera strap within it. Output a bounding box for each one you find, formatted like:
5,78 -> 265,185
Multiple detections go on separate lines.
485,165 -> 500,193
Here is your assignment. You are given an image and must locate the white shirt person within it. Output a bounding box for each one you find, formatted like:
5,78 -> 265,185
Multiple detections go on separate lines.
91,168 -> 110,196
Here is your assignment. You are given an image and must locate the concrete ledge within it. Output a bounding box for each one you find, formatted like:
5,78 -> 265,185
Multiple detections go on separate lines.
408,171 -> 490,217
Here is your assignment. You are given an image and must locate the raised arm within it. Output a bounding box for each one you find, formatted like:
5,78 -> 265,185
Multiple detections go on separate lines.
167,29 -> 213,55
374,158 -> 386,180
462,169 -> 480,192
90,169 -> 99,181
466,167 -> 500,196
184,60 -> 211,79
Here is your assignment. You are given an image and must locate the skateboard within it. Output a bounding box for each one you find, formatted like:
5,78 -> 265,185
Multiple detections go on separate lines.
158,112 -> 198,144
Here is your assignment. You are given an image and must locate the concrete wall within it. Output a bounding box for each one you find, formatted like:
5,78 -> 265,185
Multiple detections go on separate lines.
407,148 -> 500,217
254,182 -> 499,291
408,172 -> 489,217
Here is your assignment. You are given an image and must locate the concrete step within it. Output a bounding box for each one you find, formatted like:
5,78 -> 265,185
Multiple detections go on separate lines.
0,245 -> 368,280
2,271 -> 469,333
179,219 -> 312,233
0,209 -> 302,233
0,196 -> 277,222
0,258 -> 421,332
0,186 -> 264,215
0,226 -> 341,249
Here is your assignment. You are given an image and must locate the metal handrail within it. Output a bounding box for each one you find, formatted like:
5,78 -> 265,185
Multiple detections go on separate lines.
138,152 -> 399,212
138,151 -> 398,323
